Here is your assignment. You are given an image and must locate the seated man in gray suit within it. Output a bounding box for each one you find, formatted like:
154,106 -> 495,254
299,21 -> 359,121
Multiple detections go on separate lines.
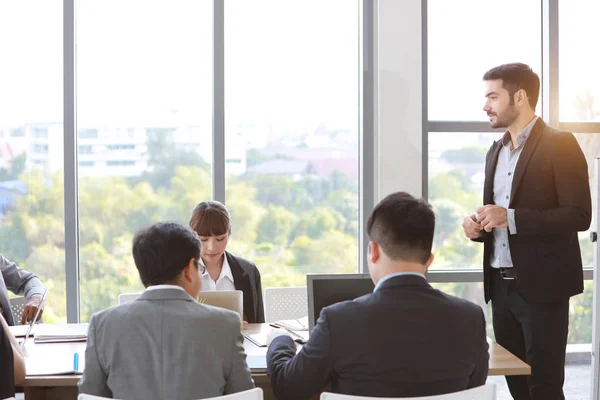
78,222 -> 254,400
267,192 -> 489,399
0,253 -> 46,325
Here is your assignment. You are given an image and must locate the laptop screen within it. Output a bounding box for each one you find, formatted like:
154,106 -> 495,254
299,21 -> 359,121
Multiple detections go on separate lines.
306,274 -> 374,331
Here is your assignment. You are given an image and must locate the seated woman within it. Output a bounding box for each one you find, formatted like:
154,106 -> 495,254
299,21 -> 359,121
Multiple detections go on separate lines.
0,312 -> 26,399
189,200 -> 265,323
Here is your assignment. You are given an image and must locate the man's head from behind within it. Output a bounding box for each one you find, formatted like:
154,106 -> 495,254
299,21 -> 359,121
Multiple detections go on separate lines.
483,63 -> 540,129
132,222 -> 202,298
366,192 -> 435,284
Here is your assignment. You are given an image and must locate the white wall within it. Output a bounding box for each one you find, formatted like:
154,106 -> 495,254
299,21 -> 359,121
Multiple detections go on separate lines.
376,0 -> 424,201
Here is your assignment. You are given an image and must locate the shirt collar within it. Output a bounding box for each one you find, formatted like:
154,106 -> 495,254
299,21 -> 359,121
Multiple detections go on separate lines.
199,255 -> 234,283
501,116 -> 538,149
374,272 -> 426,292
145,284 -> 187,293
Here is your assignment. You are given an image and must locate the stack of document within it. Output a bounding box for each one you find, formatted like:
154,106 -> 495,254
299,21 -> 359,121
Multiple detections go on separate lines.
244,332 -> 268,347
33,323 -> 89,343
274,316 -> 309,331
8,324 -> 37,338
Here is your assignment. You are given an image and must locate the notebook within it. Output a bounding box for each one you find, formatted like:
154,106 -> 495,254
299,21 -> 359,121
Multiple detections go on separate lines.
9,324 -> 37,338
273,316 -> 309,331
244,332 -> 268,347
33,323 -> 88,343
246,355 -> 267,373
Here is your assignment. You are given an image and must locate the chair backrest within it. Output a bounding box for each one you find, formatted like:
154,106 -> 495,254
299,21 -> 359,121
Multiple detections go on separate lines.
320,384 -> 496,400
78,388 -> 263,400
78,394 -> 118,400
264,286 -> 307,323
202,388 -> 263,400
8,296 -> 27,325
117,293 -> 141,305
9,296 -> 44,324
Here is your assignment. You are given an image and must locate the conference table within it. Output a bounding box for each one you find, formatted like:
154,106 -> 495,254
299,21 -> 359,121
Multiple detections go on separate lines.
17,323 -> 530,400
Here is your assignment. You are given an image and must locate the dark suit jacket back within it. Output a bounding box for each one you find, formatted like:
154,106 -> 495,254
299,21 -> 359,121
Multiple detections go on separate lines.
267,275 -> 489,399
480,119 -> 591,303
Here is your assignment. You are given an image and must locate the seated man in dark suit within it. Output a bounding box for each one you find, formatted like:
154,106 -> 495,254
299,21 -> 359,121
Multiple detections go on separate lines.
266,192 -> 489,399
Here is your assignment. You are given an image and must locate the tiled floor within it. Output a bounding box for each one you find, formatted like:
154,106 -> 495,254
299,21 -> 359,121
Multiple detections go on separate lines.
488,362 -> 592,400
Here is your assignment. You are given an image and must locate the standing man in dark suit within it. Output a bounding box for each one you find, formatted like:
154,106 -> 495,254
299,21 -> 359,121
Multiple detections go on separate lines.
267,192 -> 489,399
462,63 -> 591,400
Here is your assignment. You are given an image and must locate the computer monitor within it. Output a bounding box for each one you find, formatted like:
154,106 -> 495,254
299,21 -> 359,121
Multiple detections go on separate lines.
307,274 -> 374,331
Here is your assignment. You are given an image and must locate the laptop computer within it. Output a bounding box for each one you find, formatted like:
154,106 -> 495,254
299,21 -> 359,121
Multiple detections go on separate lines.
19,288 -> 48,350
197,290 -> 244,322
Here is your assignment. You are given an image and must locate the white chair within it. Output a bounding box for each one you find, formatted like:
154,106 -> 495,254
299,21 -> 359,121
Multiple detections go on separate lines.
320,384 -> 496,400
117,293 -> 141,305
203,388 -> 263,399
78,388 -> 263,400
9,296 -> 44,323
264,286 -> 307,323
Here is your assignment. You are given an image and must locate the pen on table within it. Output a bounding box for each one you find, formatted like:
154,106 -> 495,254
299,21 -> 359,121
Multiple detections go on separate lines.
74,352 -> 79,372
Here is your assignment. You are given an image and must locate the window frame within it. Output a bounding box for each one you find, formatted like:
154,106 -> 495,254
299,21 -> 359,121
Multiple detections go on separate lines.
61,0 -> 372,322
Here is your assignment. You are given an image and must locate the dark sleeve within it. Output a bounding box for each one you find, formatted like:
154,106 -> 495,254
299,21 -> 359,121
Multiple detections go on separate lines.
0,325 -> 15,399
470,230 -> 491,243
515,132 -> 592,235
253,266 -> 265,323
468,307 -> 489,388
267,309 -> 333,400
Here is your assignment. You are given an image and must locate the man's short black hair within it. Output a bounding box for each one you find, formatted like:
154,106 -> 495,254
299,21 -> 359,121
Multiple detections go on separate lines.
483,63 -> 540,110
367,192 -> 435,264
132,222 -> 201,287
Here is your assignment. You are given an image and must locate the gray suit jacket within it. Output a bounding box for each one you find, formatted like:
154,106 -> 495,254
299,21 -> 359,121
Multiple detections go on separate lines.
0,254 -> 45,325
78,287 -> 254,400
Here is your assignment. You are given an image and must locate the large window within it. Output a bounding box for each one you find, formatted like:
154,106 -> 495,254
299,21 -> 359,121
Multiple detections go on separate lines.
428,0 -> 541,121
76,0 -> 213,320
559,0 -> 600,122
0,1 -> 66,322
426,0 -> 598,370
224,0 -> 360,288
428,132 -> 502,270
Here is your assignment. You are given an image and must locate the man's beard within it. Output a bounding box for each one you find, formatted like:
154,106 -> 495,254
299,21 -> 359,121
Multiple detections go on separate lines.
489,107 -> 518,129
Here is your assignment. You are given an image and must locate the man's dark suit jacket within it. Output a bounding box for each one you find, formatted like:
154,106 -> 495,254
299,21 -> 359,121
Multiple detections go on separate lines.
478,119 -> 592,303
267,275 -> 489,400
226,252 -> 265,323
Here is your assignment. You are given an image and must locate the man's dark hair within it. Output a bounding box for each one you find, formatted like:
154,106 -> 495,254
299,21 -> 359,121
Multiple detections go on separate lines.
483,63 -> 540,110
132,222 -> 201,287
367,192 -> 435,264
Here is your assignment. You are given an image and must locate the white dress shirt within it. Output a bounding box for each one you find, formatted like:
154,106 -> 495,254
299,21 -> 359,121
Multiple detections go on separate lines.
145,284 -> 187,293
199,256 -> 236,291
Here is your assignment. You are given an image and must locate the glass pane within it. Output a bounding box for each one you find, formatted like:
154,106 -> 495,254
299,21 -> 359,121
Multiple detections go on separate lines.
77,0 -> 213,321
225,0 -> 360,288
428,0 -> 542,121
572,133 -> 600,272
428,132 -> 503,269
560,0 -> 600,121
0,1 -> 66,322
